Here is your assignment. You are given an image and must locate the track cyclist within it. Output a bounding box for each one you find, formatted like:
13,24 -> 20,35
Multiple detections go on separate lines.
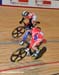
19,27 -> 46,58
19,10 -> 38,29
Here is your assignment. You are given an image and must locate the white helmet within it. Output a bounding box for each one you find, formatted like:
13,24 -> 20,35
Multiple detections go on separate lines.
22,11 -> 29,16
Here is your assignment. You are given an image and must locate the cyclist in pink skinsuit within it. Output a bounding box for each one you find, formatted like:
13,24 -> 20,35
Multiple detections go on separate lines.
25,27 -> 46,57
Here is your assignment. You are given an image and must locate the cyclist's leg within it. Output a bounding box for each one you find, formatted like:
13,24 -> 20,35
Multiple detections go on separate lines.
23,30 -> 30,41
31,39 -> 43,57
19,30 -> 30,45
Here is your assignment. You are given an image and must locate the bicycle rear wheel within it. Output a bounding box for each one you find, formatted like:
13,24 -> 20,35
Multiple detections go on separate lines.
12,26 -> 25,38
10,48 -> 27,62
35,46 -> 47,59
32,46 -> 47,60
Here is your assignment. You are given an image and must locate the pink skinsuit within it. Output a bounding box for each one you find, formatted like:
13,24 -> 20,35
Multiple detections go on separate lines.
29,28 -> 44,49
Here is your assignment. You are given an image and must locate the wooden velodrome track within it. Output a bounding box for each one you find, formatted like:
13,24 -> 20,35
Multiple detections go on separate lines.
0,6 -> 59,75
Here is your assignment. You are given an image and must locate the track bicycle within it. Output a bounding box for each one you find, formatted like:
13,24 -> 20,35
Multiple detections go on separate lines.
10,39 -> 47,62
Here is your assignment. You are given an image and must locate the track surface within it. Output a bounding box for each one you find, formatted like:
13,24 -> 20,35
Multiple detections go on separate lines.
0,6 -> 59,75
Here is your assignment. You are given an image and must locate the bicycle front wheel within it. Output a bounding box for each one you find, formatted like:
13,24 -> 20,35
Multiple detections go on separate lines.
10,48 -> 27,62
12,26 -> 25,38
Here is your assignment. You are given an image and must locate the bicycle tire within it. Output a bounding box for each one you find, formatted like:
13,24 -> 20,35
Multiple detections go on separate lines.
10,48 -> 27,62
12,26 -> 25,38
35,46 -> 47,59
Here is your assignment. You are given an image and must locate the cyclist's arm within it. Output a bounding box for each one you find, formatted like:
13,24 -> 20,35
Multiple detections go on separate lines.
19,17 -> 25,24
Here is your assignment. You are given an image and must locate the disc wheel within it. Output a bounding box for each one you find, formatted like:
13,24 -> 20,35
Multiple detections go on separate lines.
10,48 -> 27,62
32,47 -> 47,60
12,26 -> 25,38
